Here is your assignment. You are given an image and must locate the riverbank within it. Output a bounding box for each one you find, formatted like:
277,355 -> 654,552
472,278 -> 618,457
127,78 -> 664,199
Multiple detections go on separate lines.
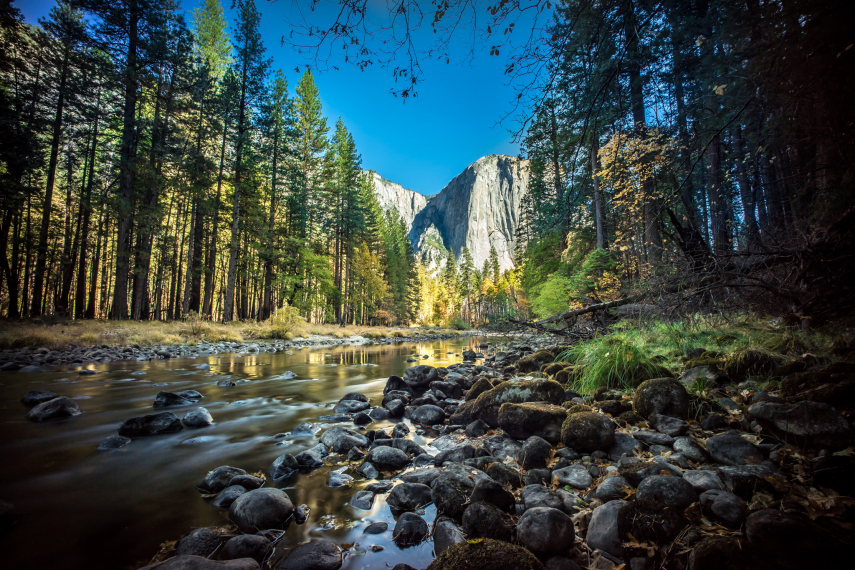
131,317 -> 853,569
0,320 -> 489,371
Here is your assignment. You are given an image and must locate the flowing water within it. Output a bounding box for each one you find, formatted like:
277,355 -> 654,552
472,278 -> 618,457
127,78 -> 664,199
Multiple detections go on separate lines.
0,335 -> 498,570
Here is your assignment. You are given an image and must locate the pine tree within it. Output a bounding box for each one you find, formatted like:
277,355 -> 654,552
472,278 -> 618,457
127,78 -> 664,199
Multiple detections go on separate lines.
222,0 -> 269,322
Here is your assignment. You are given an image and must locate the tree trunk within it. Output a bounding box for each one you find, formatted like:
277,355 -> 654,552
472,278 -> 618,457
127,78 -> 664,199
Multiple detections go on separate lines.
590,136 -> 607,250
203,121 -> 228,318
111,1 -> 140,320
76,94 -> 100,318
223,61 -> 249,322
31,44 -> 71,316
623,0 -> 662,265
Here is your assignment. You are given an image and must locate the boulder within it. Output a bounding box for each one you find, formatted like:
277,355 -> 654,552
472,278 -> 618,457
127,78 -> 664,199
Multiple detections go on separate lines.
682,470 -> 724,493
433,517 -> 466,554
748,400 -> 851,449
21,390 -> 59,408
211,485 -> 246,510
334,399 -> 370,414
560,412 -> 616,452
341,392 -> 369,403
228,488 -> 294,533
469,478 -> 515,512
699,489 -> 747,528
119,412 -> 182,437
403,366 -> 439,393
176,528 -> 222,557
586,500 -> 626,558
278,541 -> 342,570
393,512 -> 429,546
636,474 -> 697,510
516,506 -> 574,556
633,378 -> 689,419
183,407 -> 213,428
497,402 -> 567,443
367,446 -> 409,470
221,535 -> 270,564
387,483 -> 433,511
320,427 -> 368,453
154,391 -> 194,408
26,396 -> 82,422
593,476 -> 631,501
350,490 -> 375,510
426,539 -> 545,570
650,414 -> 689,436
461,502 -> 514,541
197,466 -> 247,494
617,502 -> 687,543
552,465 -> 593,489
706,431 -> 765,466
431,463 -> 491,519
140,555 -> 259,569
295,444 -> 328,471
521,435 -> 553,469
410,404 -> 446,426
454,379 -> 566,426
97,434 -> 132,451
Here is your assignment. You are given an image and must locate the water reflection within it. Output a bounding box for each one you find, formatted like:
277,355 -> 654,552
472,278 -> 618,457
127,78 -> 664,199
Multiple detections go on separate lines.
0,335 -> 498,570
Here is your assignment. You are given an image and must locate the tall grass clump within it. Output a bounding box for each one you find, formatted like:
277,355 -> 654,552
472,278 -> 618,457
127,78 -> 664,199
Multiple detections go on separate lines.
257,305 -> 307,339
555,334 -> 670,394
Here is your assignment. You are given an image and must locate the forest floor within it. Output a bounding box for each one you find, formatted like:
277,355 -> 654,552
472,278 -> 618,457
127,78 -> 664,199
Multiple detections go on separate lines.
0,318 -> 469,351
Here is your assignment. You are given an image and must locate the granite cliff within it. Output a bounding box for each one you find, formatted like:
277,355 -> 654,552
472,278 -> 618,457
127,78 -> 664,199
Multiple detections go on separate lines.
371,155 -> 529,271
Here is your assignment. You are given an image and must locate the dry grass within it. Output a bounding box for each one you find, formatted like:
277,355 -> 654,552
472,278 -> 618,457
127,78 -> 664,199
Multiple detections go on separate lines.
0,317 -> 464,350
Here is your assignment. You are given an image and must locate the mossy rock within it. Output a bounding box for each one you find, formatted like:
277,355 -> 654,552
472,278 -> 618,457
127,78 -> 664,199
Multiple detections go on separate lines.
563,403 -> 592,414
633,377 -> 690,419
516,350 -> 555,373
542,361 -> 574,376
426,539 -> 545,570
560,411 -> 616,452
554,366 -> 579,385
466,377 -> 495,401
497,402 -> 567,443
723,349 -> 784,381
464,379 -> 566,427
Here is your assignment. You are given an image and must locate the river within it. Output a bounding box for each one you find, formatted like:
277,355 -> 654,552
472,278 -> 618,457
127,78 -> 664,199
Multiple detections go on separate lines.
0,335 -> 498,570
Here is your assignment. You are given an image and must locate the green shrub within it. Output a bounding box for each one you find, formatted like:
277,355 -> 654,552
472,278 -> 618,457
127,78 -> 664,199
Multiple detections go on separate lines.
262,304 -> 307,339
556,334 -> 670,394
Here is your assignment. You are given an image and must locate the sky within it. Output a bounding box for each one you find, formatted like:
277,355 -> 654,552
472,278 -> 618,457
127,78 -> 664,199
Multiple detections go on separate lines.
15,0 -> 532,196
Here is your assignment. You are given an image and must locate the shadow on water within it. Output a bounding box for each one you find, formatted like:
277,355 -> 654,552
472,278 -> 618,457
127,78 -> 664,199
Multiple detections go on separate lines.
0,335 -> 499,570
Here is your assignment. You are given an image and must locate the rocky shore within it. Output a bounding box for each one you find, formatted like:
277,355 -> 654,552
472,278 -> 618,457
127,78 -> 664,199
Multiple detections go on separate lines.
0,330 -> 478,372
128,339 -> 854,569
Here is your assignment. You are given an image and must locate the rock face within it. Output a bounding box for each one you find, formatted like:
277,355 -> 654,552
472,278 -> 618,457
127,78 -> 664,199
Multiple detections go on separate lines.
409,155 -> 529,271
371,156 -> 530,272
369,170 -> 428,230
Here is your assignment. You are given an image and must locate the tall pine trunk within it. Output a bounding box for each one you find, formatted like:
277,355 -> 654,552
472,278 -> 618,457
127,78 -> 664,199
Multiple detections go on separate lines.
31,43 -> 70,316
111,2 -> 140,319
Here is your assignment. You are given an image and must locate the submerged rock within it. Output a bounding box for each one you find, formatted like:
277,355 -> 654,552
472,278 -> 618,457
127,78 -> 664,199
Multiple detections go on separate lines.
119,412 -> 182,437
183,407 -> 213,428
21,390 -> 60,408
26,396 -> 82,422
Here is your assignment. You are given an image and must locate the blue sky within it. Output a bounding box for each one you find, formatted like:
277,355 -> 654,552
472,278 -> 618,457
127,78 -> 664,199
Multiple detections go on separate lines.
15,0 -> 527,196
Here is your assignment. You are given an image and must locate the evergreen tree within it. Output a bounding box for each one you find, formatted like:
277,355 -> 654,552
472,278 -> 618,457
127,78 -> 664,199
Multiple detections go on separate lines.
222,0 -> 269,322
